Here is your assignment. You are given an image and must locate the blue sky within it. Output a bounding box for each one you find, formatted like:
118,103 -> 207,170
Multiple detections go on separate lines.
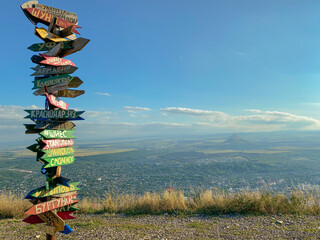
1,0 -> 320,143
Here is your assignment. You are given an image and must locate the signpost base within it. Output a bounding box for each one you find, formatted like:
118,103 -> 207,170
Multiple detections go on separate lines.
46,233 -> 56,240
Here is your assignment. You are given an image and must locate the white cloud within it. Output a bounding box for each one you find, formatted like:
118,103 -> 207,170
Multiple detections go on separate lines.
123,106 -> 151,113
95,92 -> 111,96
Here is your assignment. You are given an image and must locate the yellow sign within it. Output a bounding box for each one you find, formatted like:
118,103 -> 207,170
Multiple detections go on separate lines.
35,28 -> 67,42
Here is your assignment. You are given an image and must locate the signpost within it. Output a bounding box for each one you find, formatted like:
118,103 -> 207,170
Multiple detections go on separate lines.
22,1 -> 89,238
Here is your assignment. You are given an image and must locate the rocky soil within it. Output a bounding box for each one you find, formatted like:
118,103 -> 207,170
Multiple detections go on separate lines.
1,214 -> 320,239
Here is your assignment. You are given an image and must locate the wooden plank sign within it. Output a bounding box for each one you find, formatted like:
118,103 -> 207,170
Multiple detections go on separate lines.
40,147 -> 75,158
59,38 -> 90,58
23,211 -> 76,224
27,143 -> 41,152
24,8 -> 81,34
27,182 -> 80,198
25,193 -> 78,215
42,140 -> 74,150
38,210 -> 65,231
33,77 -> 83,96
28,41 -> 72,52
39,54 -> 76,67
42,156 -> 75,168
40,129 -> 75,139
31,66 -> 78,76
55,203 -> 79,213
24,109 -> 84,120
35,28 -> 67,42
32,74 -> 73,90
21,1 -> 78,24
46,93 -> 69,110
55,89 -> 85,98
34,120 -> 75,130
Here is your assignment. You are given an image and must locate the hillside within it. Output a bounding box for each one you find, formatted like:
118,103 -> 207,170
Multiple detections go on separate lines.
2,214 -> 320,239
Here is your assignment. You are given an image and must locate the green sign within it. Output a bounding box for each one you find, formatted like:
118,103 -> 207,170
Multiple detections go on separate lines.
28,41 -> 72,52
40,129 -> 76,139
42,155 -> 75,168
30,182 -> 80,198
32,74 -> 73,90
40,147 -> 75,159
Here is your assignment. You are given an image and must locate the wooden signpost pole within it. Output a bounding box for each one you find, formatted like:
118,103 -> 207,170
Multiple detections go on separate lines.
21,1 -> 90,238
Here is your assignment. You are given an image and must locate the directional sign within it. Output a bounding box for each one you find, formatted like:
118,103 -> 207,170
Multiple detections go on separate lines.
23,211 -> 76,225
27,143 -> 41,152
42,140 -> 74,150
32,74 -> 73,90
55,203 -> 79,213
38,210 -> 65,231
21,1 -> 78,24
43,43 -> 63,57
25,109 -> 84,120
40,147 -> 75,159
28,41 -> 72,52
26,182 -> 80,199
39,54 -> 76,67
35,27 -> 67,42
33,77 -> 83,96
25,193 -> 78,215
55,89 -> 85,98
42,156 -> 75,168
24,8 -> 81,34
46,93 -> 69,110
34,120 -> 75,130
31,66 -> 78,76
59,38 -> 90,58
40,129 -> 75,139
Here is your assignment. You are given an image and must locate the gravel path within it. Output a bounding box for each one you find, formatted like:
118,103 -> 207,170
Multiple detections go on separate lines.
1,214 -> 320,239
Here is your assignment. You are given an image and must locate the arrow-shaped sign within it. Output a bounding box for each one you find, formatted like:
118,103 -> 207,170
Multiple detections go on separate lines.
40,129 -> 75,139
35,27 -> 67,42
33,77 -> 83,96
54,89 -> 85,98
24,8 -> 81,34
45,92 -> 69,110
23,211 -> 76,225
40,147 -> 75,159
24,109 -> 84,120
26,182 -> 80,199
41,156 -> 75,168
42,140 -> 74,150
21,1 -> 78,25
38,210 -> 65,231
32,74 -> 73,90
31,66 -> 78,76
33,54 -> 76,67
28,41 -> 72,52
25,193 -> 78,215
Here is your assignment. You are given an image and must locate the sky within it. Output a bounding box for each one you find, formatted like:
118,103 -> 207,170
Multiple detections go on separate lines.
1,0 -> 320,144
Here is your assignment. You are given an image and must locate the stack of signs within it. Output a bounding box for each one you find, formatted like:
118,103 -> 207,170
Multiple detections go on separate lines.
21,1 -> 90,237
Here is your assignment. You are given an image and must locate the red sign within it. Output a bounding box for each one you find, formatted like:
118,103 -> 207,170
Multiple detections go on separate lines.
42,139 -> 74,150
40,54 -> 75,67
25,194 -> 78,215
23,211 -> 76,224
26,8 -> 81,34
46,92 -> 69,110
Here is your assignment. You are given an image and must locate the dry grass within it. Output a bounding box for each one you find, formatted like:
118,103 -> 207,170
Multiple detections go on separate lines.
1,188 -> 320,218
0,192 -> 32,218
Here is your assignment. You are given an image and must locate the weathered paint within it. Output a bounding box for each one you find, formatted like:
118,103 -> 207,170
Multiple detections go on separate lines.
55,89 -> 85,98
33,77 -> 83,95
38,210 -> 65,231
34,120 -> 75,130
46,93 -> 69,110
24,109 -> 83,120
42,140 -> 74,150
21,1 -> 78,24
28,182 -> 80,198
39,54 -> 75,67
42,155 -> 75,168
35,27 -> 67,42
23,211 -> 76,225
40,129 -> 75,139
28,41 -> 72,52
59,38 -> 90,58
32,74 -> 73,90
40,147 -> 75,158
31,66 -> 78,76
25,193 -> 78,215
25,8 -> 81,34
